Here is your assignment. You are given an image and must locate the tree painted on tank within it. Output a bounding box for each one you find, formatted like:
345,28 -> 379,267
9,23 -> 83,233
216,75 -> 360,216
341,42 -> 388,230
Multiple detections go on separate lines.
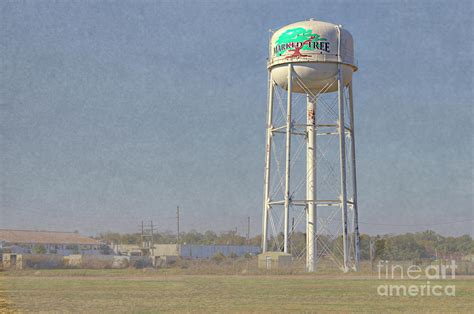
274,27 -> 328,58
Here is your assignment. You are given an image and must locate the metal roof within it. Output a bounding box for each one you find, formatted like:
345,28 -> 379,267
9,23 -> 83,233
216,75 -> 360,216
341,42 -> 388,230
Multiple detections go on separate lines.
0,229 -> 100,245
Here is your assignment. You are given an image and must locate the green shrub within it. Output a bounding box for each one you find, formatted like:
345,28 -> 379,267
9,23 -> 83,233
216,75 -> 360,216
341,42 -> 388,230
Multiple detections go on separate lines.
211,252 -> 225,264
32,245 -> 47,254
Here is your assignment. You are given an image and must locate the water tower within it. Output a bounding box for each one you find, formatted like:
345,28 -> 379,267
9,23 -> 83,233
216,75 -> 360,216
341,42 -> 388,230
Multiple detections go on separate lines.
261,19 -> 360,272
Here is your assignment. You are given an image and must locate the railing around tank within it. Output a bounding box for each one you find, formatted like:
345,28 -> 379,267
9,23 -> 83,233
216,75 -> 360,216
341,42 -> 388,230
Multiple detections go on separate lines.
267,52 -> 358,69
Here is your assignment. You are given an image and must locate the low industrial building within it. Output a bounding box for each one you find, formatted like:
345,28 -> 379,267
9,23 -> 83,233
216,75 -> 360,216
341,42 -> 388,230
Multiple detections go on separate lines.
0,229 -> 102,255
153,244 -> 260,259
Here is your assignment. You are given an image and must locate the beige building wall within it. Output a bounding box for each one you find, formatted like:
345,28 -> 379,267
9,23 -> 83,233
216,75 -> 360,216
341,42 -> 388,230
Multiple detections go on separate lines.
153,244 -> 179,257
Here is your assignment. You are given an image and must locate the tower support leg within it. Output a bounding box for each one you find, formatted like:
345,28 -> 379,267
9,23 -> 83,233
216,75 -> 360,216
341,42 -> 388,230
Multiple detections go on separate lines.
337,66 -> 349,272
348,82 -> 360,270
262,74 -> 274,253
283,64 -> 292,253
306,94 -> 317,272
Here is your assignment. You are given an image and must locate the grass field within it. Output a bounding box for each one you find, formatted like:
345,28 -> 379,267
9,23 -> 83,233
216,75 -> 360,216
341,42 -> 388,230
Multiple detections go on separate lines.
1,269 -> 473,313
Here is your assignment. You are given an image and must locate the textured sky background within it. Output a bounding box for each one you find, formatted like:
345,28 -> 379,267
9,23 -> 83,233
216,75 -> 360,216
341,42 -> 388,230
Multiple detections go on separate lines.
1,0 -> 473,236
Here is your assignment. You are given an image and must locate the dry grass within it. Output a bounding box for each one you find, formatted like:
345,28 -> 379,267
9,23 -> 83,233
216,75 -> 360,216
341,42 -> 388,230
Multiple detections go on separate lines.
0,278 -> 15,313
1,268 -> 473,313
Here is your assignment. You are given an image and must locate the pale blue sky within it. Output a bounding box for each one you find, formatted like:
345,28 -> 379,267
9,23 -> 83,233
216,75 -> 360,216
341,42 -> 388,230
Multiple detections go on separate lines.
1,0 -> 472,236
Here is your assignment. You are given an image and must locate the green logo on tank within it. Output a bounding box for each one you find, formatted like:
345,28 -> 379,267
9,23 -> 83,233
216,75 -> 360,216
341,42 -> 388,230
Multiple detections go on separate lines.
274,27 -> 329,58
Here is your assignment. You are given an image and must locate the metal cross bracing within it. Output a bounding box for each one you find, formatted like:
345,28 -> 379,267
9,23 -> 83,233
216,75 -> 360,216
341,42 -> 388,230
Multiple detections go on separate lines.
262,64 -> 360,272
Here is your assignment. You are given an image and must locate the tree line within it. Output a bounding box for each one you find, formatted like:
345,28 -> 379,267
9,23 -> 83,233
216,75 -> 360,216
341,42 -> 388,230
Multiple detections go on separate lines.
97,230 -> 473,261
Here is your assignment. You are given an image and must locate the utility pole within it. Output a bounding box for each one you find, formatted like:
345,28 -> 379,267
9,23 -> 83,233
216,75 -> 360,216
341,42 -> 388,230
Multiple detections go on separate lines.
247,216 -> 251,245
150,220 -> 154,256
176,206 -> 180,244
141,221 -> 144,249
140,221 -> 154,256
291,217 -> 295,255
369,238 -> 375,271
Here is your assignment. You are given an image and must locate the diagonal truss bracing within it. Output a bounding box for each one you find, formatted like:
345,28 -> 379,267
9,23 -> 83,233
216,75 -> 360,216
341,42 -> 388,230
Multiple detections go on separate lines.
262,65 -> 360,272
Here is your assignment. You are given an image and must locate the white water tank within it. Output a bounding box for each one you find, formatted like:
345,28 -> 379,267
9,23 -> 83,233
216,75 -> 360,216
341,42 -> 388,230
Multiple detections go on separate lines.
268,19 -> 357,93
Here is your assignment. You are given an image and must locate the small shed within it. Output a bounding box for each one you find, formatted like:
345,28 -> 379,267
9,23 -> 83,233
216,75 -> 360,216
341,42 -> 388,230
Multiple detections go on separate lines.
2,253 -> 23,270
258,252 -> 292,270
